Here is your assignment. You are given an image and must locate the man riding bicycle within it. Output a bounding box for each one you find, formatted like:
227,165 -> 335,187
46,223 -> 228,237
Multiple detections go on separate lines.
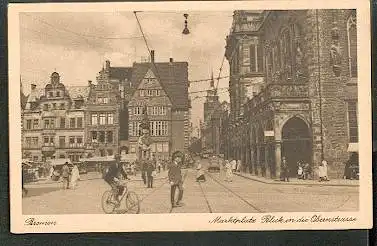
103,155 -> 130,203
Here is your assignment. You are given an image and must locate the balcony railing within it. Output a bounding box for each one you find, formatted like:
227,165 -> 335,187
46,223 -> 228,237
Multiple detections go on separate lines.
247,83 -> 309,111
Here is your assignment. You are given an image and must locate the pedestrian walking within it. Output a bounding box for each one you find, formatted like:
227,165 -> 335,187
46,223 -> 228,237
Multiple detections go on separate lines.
319,160 -> 329,182
225,160 -> 233,182
236,160 -> 241,173
146,155 -> 155,188
231,159 -> 237,172
70,163 -> 80,189
196,161 -> 206,182
157,160 -> 161,173
297,161 -> 304,179
61,162 -> 70,189
169,153 -> 184,208
281,157 -> 289,182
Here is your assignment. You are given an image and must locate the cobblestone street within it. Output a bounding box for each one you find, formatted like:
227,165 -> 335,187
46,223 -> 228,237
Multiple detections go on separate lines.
23,160 -> 359,214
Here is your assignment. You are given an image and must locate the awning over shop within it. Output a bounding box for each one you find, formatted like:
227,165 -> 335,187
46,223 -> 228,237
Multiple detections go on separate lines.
347,143 -> 358,152
81,156 -> 115,162
121,154 -> 137,162
47,158 -> 72,166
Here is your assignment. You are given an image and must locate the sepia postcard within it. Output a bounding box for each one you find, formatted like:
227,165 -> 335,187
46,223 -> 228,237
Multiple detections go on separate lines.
9,0 -> 372,233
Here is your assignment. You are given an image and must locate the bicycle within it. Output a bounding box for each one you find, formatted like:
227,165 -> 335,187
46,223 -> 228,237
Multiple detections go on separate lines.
101,180 -> 140,214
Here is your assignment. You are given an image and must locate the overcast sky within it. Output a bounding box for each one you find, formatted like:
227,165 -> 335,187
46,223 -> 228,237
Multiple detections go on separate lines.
20,11 -> 233,129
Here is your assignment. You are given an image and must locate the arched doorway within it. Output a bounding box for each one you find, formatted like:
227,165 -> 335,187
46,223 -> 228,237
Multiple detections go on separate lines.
281,117 -> 312,177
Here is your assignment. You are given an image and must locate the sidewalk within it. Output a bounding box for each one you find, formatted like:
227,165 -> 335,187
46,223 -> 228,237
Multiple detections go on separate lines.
235,172 -> 359,187
26,170 -> 169,186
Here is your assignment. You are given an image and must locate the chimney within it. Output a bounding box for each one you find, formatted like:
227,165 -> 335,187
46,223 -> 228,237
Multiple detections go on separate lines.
169,58 -> 173,63
150,50 -> 155,63
105,60 -> 110,70
31,84 -> 36,90
88,80 -> 92,86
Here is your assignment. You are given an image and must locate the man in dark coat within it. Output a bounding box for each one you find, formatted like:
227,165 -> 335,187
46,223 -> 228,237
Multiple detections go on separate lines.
168,153 -> 184,207
281,157 -> 289,182
146,158 -> 155,188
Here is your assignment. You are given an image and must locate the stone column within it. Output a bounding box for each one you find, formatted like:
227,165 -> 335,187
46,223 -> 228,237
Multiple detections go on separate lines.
265,144 -> 271,178
256,145 -> 261,176
275,141 -> 282,180
250,149 -> 254,174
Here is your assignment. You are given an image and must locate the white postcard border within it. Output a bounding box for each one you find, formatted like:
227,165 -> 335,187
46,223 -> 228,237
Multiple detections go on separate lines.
9,0 -> 372,233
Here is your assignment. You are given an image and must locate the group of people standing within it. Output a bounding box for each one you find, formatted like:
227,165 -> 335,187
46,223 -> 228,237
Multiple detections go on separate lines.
60,162 -> 80,189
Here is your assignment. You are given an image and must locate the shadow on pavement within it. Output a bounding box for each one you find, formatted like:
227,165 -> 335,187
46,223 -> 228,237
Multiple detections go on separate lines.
23,186 -> 62,197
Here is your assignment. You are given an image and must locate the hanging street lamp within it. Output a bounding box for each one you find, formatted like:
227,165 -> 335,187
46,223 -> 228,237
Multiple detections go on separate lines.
182,13 -> 190,35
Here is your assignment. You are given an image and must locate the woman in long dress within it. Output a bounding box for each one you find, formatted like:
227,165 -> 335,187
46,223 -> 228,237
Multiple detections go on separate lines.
70,164 -> 80,189
225,160 -> 233,182
318,160 -> 329,182
196,161 -> 205,182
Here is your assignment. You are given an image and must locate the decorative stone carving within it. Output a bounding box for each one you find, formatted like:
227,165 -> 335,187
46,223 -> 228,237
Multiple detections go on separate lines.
330,25 -> 342,77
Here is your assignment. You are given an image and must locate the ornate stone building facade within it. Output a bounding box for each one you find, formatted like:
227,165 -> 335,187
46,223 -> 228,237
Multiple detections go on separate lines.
225,10 -> 358,179
22,72 -> 89,162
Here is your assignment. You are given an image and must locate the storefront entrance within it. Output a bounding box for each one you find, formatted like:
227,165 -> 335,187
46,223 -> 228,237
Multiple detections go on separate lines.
281,117 -> 312,177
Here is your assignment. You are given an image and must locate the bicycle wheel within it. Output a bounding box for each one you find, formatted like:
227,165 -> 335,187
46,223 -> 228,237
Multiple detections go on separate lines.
101,190 -> 117,214
124,191 -> 140,214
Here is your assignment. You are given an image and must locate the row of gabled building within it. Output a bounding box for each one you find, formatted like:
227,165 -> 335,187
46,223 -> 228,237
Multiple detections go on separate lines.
21,51 -> 190,162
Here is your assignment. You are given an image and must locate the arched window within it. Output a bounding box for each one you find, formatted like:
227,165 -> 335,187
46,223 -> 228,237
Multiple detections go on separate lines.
347,13 -> 357,77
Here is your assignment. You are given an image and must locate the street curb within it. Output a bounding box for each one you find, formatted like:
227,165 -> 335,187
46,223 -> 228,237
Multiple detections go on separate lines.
234,173 -> 359,187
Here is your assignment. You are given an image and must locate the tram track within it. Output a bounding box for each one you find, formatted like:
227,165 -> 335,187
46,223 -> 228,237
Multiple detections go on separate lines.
205,171 -> 265,213
197,180 -> 213,213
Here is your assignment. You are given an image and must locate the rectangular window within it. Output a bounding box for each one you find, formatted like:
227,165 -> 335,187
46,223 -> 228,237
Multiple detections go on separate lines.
130,145 -> 136,153
99,113 -> 106,125
48,92 -> 53,98
107,131 -> 113,143
107,113 -> 114,125
50,119 -> 55,129
26,120 -> 32,130
60,118 -> 65,128
243,45 -> 250,65
97,97 -> 103,104
52,103 -> 56,109
156,90 -> 160,96
77,137 -> 83,147
43,104 -> 48,111
162,142 -> 169,153
107,149 -> 113,156
348,101 -> 358,143
50,137 -> 54,145
139,90 -> 144,96
99,131 -> 105,143
250,43 -> 256,72
33,119 -> 39,129
44,137 -> 49,145
151,143 -> 156,153
157,143 -> 163,153
59,136 -> 65,148
56,91 -> 60,97
32,137 -> 38,146
77,117 -> 83,128
91,113 -> 98,125
59,103 -> 65,110
44,120 -> 50,129
69,137 -> 75,148
70,118 -> 76,128
25,137 -> 31,147
91,131 -> 98,143
104,98 -> 109,104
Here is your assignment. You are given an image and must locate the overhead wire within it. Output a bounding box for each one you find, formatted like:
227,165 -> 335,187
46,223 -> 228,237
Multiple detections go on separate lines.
23,13 -> 143,40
